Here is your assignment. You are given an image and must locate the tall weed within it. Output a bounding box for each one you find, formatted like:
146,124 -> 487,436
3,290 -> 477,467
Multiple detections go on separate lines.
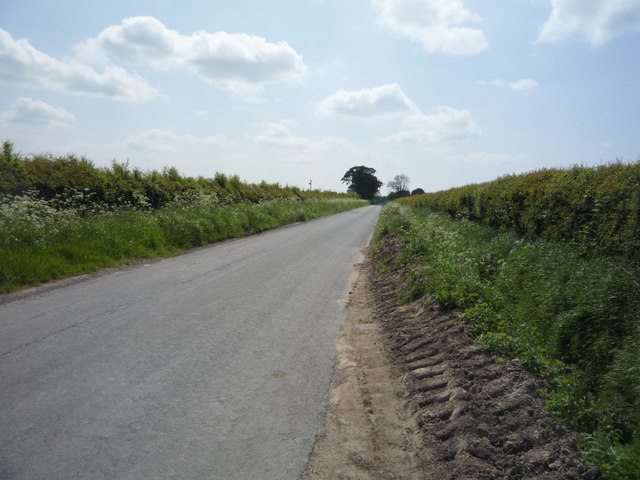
0,191 -> 77,247
0,198 -> 366,293
374,203 -> 640,479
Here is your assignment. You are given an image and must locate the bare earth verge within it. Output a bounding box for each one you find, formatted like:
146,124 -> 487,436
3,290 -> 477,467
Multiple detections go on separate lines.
303,258 -> 427,480
304,240 -> 596,480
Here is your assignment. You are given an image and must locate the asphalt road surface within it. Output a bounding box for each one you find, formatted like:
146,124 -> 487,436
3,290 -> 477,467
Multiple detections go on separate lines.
0,205 -> 381,480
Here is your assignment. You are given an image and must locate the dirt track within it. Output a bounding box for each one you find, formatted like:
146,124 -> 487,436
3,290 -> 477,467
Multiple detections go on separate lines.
304,239 -> 597,480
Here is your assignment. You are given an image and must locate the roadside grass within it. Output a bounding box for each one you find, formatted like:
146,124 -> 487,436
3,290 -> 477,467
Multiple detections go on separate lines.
0,197 -> 366,293
374,202 -> 640,479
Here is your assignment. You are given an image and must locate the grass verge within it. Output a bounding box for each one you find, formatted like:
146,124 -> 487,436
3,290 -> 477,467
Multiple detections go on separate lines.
0,198 -> 366,293
374,202 -> 640,479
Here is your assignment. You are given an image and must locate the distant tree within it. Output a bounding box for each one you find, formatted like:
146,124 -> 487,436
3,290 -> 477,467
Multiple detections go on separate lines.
387,174 -> 410,195
411,188 -> 425,195
341,166 -> 383,200
387,190 -> 410,201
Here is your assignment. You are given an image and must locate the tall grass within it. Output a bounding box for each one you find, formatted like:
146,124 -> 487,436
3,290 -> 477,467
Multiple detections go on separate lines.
0,195 -> 366,293
375,203 -> 640,479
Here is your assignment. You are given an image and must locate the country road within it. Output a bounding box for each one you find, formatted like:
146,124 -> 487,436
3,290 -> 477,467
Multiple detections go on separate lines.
0,205 -> 381,480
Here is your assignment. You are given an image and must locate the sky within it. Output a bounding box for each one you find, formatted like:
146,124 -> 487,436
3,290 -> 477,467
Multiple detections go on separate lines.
1,0 -> 639,194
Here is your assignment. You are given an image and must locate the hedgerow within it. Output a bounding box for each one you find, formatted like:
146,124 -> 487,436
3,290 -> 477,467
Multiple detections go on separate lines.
0,140 -> 354,210
400,161 -> 640,262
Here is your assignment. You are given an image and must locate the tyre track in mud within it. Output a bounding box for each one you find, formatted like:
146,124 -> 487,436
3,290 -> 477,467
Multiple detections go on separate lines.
369,236 -> 597,480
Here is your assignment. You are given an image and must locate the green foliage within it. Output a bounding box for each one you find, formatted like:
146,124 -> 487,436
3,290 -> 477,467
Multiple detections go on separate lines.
0,141 -> 30,195
398,161 -> 640,263
583,436 -> 640,480
0,198 -> 366,293
0,141 -> 357,211
0,191 -> 78,248
373,203 -> 640,479
0,142 -> 365,292
341,165 -> 383,200
374,201 -> 413,242
387,189 -> 410,201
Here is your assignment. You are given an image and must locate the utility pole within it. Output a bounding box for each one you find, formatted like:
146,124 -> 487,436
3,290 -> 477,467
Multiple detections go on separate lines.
308,179 -> 312,191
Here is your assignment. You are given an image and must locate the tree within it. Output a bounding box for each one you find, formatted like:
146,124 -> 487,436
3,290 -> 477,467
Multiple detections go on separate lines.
387,190 -> 410,201
387,174 -> 410,194
341,166 -> 383,200
411,188 -> 425,196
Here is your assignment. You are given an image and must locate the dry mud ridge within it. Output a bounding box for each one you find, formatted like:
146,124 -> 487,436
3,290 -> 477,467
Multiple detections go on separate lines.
303,239 -> 597,480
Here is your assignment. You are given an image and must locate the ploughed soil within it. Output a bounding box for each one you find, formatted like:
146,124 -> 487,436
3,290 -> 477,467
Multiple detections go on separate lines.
303,239 -> 597,480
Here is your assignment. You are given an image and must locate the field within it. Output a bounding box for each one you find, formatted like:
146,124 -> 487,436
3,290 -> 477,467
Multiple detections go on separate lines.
376,193 -> 640,478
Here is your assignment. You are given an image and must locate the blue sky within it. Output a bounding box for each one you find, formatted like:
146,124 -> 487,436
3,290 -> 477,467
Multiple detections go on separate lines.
1,0 -> 639,193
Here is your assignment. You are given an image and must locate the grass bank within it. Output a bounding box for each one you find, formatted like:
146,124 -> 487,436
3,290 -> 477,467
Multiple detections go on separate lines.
0,197 -> 367,293
374,202 -> 640,479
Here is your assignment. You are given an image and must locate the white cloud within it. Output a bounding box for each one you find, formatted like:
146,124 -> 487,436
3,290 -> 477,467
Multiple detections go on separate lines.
1,97 -> 76,127
126,129 -> 229,152
75,16 -> 182,68
372,0 -> 488,55
188,32 -> 308,94
0,29 -> 162,102
318,83 -> 418,118
252,120 -> 314,149
77,16 -> 308,95
381,107 -> 481,143
479,78 -> 539,91
319,83 -> 480,144
537,0 -> 640,45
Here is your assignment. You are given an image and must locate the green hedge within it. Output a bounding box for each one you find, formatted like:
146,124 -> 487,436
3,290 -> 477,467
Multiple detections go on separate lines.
0,140 -> 355,210
400,161 -> 640,261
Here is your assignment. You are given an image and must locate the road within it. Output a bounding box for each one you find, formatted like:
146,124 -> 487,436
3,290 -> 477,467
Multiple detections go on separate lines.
0,205 -> 381,480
